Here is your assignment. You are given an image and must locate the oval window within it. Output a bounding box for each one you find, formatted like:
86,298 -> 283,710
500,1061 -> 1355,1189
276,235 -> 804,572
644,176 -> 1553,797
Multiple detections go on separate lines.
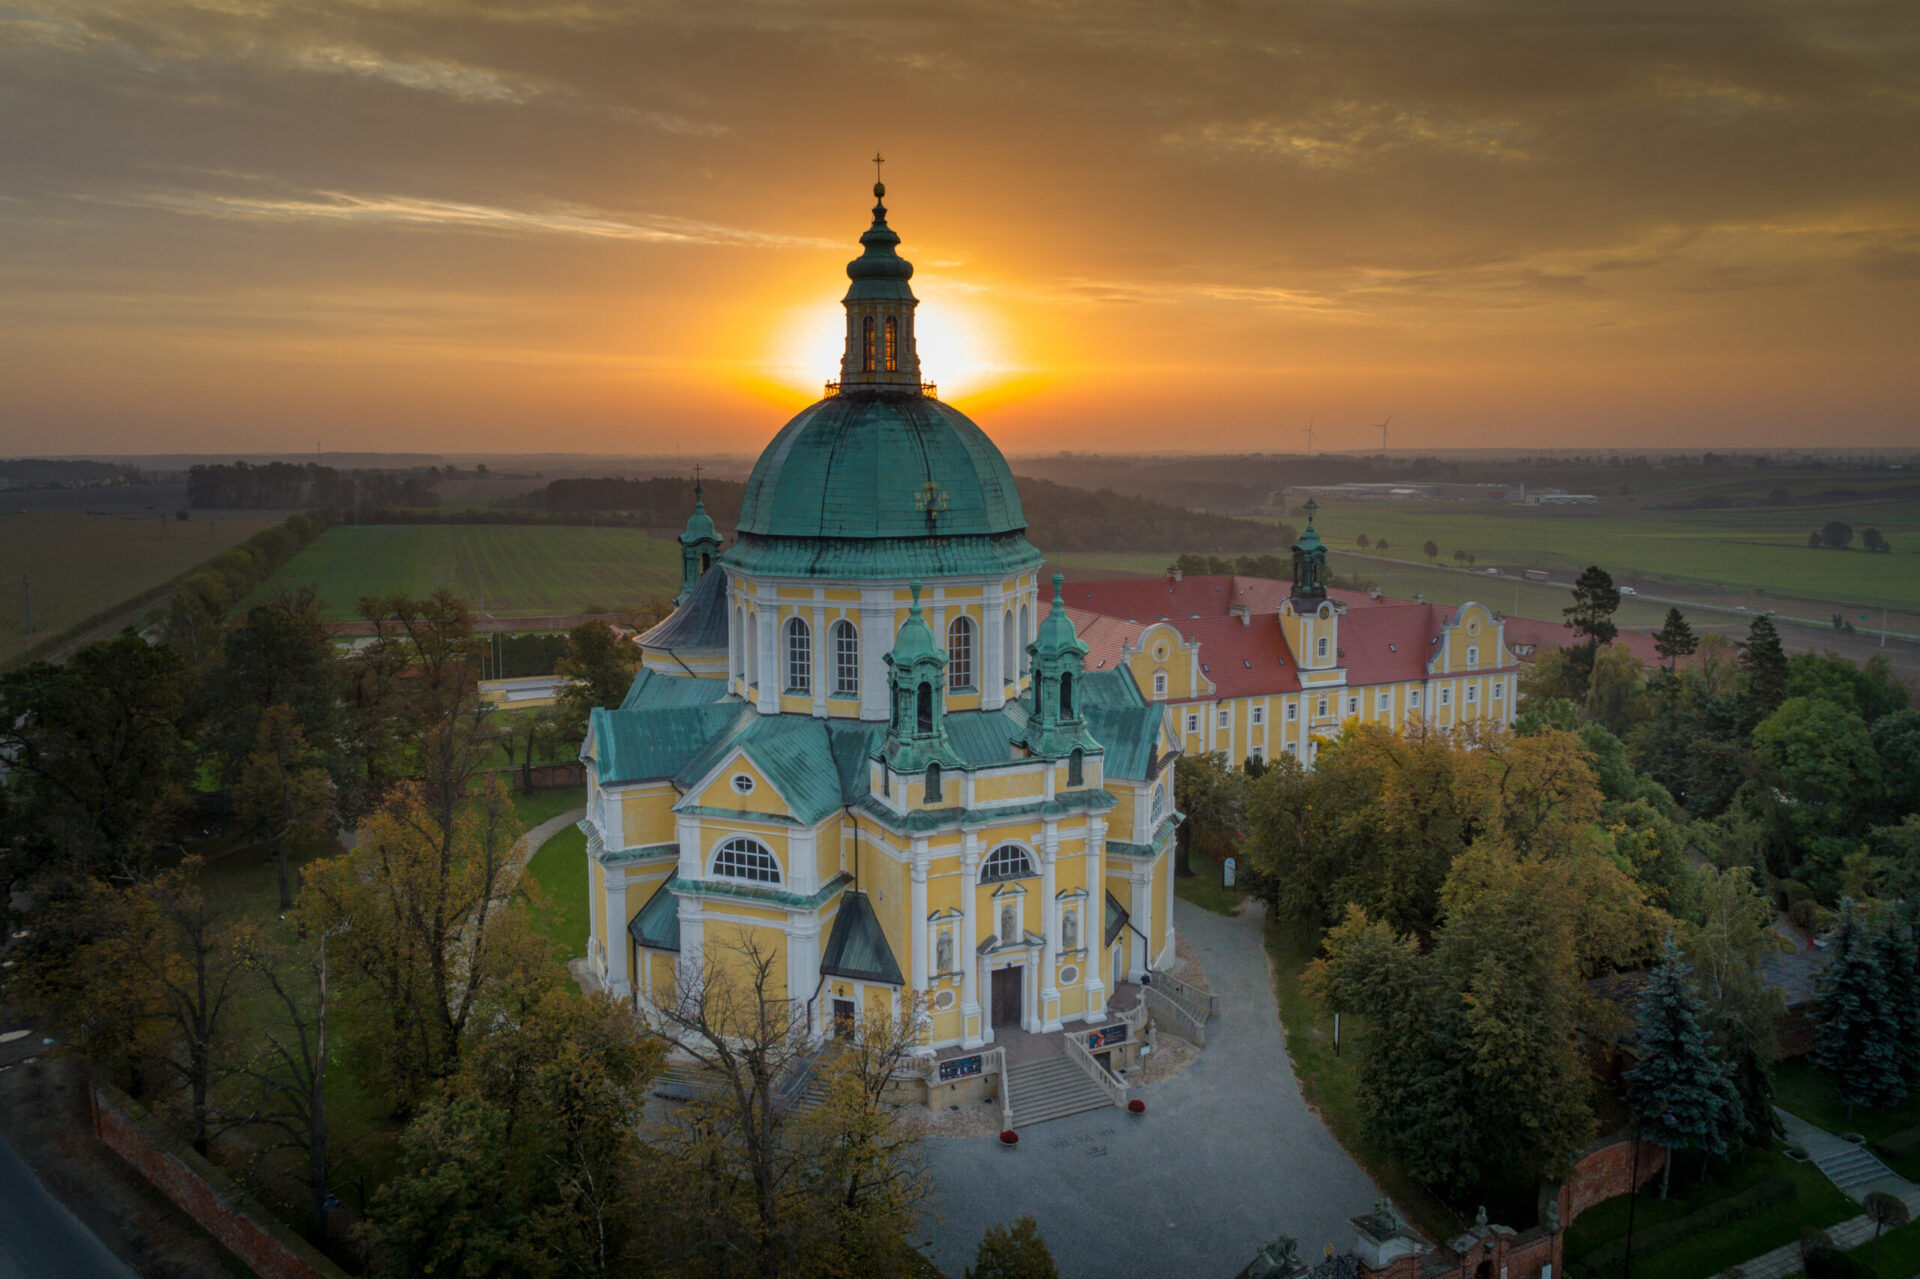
1059,965 -> 1079,986
933,989 -> 957,1011
731,774 -> 755,795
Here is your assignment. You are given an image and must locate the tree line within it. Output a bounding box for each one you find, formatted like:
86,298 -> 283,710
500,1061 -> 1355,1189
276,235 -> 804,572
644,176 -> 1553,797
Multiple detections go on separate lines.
188,462 -> 442,511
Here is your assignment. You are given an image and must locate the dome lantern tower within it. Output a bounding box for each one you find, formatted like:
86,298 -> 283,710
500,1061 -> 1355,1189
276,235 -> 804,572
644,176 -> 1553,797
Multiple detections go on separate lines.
677,475 -> 723,604
839,168 -> 922,391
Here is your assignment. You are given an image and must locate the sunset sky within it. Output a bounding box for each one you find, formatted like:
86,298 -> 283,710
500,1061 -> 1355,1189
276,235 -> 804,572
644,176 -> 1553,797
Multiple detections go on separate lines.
3,0 -> 1917,456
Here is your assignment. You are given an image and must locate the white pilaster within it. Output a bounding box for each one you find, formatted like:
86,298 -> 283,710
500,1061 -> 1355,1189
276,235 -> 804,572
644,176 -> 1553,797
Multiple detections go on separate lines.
1039,826 -> 1061,1032
788,826 -> 818,896
960,835 -> 983,1048
910,848 -> 930,1051
787,917 -> 822,1037
811,601 -> 828,718
1084,816 -> 1108,1019
676,895 -> 705,986
1128,869 -> 1151,982
859,587 -> 892,722
982,584 -> 1006,710
676,815 -> 702,882
603,868 -> 631,999
756,587 -> 779,714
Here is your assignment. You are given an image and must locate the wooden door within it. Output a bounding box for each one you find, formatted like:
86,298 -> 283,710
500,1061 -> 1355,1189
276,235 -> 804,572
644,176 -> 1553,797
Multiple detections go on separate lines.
991,966 -> 1022,1029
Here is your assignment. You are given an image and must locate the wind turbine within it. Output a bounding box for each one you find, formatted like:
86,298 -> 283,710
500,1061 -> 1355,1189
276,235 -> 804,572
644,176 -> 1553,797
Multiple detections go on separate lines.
1300,419 -> 1316,455
1374,413 -> 1394,452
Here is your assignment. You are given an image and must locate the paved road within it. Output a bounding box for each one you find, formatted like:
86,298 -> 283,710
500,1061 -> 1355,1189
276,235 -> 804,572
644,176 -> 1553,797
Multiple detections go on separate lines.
922,898 -> 1380,1278
0,1128 -> 136,1279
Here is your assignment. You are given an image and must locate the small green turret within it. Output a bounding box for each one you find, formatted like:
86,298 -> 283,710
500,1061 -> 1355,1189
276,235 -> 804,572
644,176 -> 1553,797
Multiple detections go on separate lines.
1291,498 -> 1328,600
1014,573 -> 1102,762
882,581 -> 963,776
678,480 -> 723,603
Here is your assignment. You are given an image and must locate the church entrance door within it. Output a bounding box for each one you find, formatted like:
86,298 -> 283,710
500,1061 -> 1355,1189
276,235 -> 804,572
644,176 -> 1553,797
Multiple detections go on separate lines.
990,966 -> 1023,1030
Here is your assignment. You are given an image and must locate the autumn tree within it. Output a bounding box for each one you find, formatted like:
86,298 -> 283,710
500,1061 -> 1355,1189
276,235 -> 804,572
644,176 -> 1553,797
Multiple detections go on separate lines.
968,1217 -> 1060,1279
1686,864 -> 1785,1152
237,705 -> 338,909
558,617 -> 641,736
305,775 -> 525,1108
1174,750 -> 1244,879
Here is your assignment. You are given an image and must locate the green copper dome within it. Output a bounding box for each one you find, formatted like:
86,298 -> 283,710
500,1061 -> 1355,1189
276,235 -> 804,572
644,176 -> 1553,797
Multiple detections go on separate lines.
679,484 -> 719,547
727,390 -> 1039,578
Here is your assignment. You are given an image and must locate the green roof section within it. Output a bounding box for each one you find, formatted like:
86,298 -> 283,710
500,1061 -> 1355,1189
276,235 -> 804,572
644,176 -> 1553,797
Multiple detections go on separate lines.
618,667 -> 735,712
722,532 -> 1042,579
641,567 -> 730,652
843,190 -> 916,304
679,483 -> 721,547
1079,668 -> 1167,780
820,891 -> 904,985
731,391 -> 1030,548
629,879 -> 683,952
591,700 -> 749,786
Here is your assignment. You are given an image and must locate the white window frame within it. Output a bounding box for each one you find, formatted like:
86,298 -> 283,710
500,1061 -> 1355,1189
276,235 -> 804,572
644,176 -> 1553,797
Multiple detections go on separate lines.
947,616 -> 975,691
1409,689 -> 1421,708
1252,705 -> 1264,725
784,616 -> 811,694
1186,713 -> 1199,733
981,844 -> 1036,883
832,619 -> 859,696
1316,636 -> 1329,660
1440,687 -> 1452,707
1316,696 -> 1328,717
1285,702 -> 1297,722
1153,670 -> 1168,698
712,836 -> 781,885
1377,690 -> 1390,712
1466,644 -> 1479,668
1347,696 -> 1359,715
1217,708 -> 1229,730
1493,680 -> 1505,701
1467,683 -> 1478,704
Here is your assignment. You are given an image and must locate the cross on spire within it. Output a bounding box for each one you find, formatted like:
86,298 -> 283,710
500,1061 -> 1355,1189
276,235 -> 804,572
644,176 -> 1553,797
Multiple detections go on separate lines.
873,151 -> 885,183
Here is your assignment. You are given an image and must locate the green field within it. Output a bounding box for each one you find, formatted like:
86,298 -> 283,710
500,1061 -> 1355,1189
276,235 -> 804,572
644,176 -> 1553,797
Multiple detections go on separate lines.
0,512 -> 273,665
1289,499 -> 1920,615
248,524 -> 681,619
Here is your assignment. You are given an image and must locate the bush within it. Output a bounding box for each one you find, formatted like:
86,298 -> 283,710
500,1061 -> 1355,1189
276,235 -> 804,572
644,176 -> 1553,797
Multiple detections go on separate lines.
1578,1176 -> 1798,1272
1805,1247 -> 1874,1279
1875,1124 -> 1920,1163
1791,899 -> 1821,933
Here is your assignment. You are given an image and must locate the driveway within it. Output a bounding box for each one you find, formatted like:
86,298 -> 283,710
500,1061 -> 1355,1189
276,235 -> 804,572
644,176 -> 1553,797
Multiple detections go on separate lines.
922,898 -> 1381,1278
0,1128 -> 135,1279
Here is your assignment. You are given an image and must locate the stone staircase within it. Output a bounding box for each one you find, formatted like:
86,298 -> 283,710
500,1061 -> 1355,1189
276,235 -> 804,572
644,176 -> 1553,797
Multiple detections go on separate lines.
1006,1054 -> 1117,1129
1778,1107 -> 1908,1201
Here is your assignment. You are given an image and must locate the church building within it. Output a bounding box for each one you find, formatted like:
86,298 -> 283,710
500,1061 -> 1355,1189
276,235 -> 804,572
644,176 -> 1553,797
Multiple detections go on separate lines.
580,182 -> 1179,1049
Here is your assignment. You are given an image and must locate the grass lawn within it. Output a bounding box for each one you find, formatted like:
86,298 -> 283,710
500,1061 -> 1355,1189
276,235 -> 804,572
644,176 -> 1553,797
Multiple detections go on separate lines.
513,784 -> 586,832
246,524 -> 680,620
1561,1145 -> 1857,1279
1845,1214 -> 1920,1276
1175,844 -> 1247,916
0,511 -> 272,665
1775,1057 -> 1920,1181
525,824 -> 590,960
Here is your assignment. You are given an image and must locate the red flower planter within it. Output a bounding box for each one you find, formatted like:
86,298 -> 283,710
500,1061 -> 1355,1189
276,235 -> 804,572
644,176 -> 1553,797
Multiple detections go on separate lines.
1127,1099 -> 1146,1114
999,1129 -> 1019,1146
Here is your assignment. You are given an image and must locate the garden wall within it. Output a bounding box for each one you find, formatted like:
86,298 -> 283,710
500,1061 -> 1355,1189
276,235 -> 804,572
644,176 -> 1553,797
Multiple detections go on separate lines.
1556,1131 -> 1669,1226
90,1083 -> 349,1279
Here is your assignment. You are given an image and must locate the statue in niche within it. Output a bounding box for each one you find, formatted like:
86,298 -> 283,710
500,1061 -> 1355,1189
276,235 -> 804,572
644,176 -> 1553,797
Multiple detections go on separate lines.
936,929 -> 953,974
1061,906 -> 1078,953
1000,903 -> 1016,944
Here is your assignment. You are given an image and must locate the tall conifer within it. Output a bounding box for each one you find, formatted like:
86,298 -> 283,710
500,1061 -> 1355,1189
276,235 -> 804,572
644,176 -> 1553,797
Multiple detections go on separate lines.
1815,901 -> 1908,1116
1625,936 -> 1742,1195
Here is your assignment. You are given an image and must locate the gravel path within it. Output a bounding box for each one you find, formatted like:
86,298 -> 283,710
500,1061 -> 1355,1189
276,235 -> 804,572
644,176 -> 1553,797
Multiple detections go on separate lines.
920,898 -> 1380,1278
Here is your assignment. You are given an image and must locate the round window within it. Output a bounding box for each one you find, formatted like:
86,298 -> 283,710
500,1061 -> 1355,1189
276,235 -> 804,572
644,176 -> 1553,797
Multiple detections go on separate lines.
1153,642 -> 1169,661
1468,619 -> 1481,636
933,989 -> 956,1011
731,774 -> 755,795
1058,965 -> 1079,986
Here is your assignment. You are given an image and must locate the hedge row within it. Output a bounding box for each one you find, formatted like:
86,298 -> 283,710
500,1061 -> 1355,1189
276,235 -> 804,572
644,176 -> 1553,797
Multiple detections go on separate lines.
1570,1175 -> 1797,1276
162,509 -> 334,661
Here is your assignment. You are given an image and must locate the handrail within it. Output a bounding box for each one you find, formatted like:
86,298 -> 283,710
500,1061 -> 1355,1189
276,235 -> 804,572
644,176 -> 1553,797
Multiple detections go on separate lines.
1144,985 -> 1207,1047
985,1046 -> 1012,1130
1064,1030 -> 1130,1108
1148,968 -> 1217,1024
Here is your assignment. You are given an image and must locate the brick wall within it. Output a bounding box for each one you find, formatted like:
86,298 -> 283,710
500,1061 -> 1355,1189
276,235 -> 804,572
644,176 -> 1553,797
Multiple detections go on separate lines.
1558,1132 -> 1668,1226
91,1085 -> 349,1279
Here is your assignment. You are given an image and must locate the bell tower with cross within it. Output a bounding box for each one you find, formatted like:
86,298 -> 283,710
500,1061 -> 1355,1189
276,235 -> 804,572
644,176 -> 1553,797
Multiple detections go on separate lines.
839,154 -> 923,390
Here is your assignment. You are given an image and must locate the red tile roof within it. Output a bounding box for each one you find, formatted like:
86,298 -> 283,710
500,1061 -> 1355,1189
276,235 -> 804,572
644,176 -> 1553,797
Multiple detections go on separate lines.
1337,603 -> 1442,686
1066,574 -> 1291,623
1501,615 -> 1662,665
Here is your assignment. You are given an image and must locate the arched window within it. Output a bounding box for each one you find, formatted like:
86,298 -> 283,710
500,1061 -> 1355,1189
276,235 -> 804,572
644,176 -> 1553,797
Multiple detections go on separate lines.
1002,609 -> 1015,685
700,552 -> 711,573
861,316 -> 876,372
884,315 -> 898,372
784,616 -> 811,693
925,762 -> 942,802
747,610 -> 758,685
947,616 -> 974,690
1152,781 -> 1169,821
1067,748 -> 1084,787
832,620 -> 859,696
1060,671 -> 1074,717
1018,603 -> 1032,674
712,836 -> 780,885
981,845 -> 1035,883
734,606 -> 746,677
1316,636 -> 1329,661
916,682 -> 934,734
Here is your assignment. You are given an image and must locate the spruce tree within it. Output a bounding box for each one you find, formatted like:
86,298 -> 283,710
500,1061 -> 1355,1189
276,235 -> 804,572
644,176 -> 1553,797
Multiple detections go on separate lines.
1624,936 -> 1742,1195
1654,608 -> 1698,671
1815,901 -> 1908,1116
1742,616 -> 1789,716
1563,566 -> 1621,690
